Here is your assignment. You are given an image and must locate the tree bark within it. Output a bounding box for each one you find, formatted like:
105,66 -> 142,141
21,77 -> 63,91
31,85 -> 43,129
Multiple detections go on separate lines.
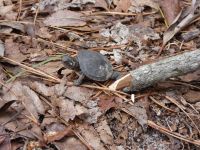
109,49 -> 200,91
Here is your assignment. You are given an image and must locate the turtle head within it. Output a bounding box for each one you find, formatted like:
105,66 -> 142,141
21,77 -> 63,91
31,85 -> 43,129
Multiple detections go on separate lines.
62,55 -> 79,70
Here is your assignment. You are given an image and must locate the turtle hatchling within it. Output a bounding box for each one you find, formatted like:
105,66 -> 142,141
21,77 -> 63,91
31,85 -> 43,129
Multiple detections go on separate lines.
62,50 -> 120,85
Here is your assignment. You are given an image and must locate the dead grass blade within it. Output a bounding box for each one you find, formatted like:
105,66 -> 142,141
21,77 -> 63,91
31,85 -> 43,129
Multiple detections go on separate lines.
148,120 -> 200,146
90,11 -> 157,16
149,96 -> 177,113
165,96 -> 200,135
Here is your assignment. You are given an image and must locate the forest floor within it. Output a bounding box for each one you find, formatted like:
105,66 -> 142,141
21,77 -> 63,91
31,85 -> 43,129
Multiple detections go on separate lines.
0,0 -> 200,149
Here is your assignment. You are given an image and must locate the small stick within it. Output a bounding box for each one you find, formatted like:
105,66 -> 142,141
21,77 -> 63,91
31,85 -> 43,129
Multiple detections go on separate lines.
110,49 -> 200,91
90,11 -> 157,16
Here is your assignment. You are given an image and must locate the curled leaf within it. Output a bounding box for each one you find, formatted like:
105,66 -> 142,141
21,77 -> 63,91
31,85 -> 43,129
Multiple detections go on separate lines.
44,10 -> 86,27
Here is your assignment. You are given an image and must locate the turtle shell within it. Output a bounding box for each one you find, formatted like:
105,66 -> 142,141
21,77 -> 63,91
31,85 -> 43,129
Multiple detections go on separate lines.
77,50 -> 113,81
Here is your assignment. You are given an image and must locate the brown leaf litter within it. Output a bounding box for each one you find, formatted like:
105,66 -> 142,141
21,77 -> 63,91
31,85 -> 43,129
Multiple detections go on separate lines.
1,0 -> 200,149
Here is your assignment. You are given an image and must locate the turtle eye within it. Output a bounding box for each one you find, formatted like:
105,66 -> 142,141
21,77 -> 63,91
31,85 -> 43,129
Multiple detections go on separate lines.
69,62 -> 74,66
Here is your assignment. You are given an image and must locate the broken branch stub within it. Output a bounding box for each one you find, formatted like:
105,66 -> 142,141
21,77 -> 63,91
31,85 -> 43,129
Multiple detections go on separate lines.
109,49 -> 200,91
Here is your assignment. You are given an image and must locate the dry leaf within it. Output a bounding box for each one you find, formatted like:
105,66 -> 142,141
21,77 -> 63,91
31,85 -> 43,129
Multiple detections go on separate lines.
78,125 -> 106,150
0,27 -> 12,34
183,90 -> 200,103
31,81 -> 54,97
37,61 -> 63,76
163,1 -> 200,46
0,110 -> 21,135
101,23 -> 159,45
95,0 -> 108,10
2,81 -> 24,101
96,120 -> 114,145
44,122 -> 73,143
2,81 -> 44,121
25,24 -> 36,37
44,10 -> 86,27
98,95 -> 117,111
0,22 -> 25,33
4,38 -> 26,62
179,69 -> 200,82
84,107 -> 102,124
0,4 -> 17,20
0,100 -> 16,113
30,124 -> 43,140
23,85 -> 45,115
131,0 -> 159,11
15,121 -> 43,140
36,27 -> 52,39
53,82 -> 67,96
10,141 -> 24,150
0,5 -> 13,16
75,104 -> 88,116
64,86 -> 93,103
125,101 -> 148,130
115,0 -> 131,13
38,0 -> 60,11
56,97 -> 77,122
55,137 -> 87,150
0,126 -> 11,150
159,0 -> 181,25
30,81 -> 66,98
72,100 -> 101,124
67,0 -> 95,8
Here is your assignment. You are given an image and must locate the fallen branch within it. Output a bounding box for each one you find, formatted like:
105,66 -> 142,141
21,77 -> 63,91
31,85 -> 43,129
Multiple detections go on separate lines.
109,49 -> 200,91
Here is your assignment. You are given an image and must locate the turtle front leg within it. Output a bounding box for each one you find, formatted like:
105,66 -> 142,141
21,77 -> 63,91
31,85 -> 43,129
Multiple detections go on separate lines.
110,71 -> 121,80
74,72 -> 85,86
